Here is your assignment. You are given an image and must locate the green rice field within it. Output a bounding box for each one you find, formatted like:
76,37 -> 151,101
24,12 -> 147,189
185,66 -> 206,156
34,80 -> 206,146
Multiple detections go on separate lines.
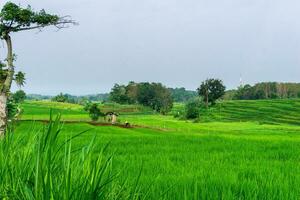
4,99 -> 300,199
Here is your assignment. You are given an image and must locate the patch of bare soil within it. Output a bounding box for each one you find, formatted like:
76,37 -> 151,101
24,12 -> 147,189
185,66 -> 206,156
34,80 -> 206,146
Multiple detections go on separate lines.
21,119 -> 170,131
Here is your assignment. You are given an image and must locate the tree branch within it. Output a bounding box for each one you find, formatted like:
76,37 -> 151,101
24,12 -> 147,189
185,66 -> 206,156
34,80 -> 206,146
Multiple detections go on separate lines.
16,19 -> 77,32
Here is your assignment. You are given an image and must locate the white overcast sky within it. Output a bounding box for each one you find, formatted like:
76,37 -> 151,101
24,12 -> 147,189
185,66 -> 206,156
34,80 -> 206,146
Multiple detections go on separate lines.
1,0 -> 300,95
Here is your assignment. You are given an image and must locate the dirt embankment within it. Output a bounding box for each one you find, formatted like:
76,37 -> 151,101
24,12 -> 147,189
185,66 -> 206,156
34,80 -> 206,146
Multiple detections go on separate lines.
20,119 -> 169,131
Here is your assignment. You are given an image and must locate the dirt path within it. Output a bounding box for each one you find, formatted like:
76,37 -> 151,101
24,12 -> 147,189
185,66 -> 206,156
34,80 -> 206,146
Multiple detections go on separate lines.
20,119 -> 169,131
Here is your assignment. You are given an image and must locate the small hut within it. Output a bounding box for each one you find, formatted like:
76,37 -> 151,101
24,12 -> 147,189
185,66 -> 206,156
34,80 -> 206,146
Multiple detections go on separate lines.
105,112 -> 119,124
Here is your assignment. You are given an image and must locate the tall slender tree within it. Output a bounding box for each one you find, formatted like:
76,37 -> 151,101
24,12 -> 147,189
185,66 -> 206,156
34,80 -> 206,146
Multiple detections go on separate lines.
0,2 -> 75,136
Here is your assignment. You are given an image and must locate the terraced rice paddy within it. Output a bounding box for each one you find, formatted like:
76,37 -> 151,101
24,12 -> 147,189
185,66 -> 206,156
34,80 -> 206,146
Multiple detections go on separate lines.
3,99 -> 300,199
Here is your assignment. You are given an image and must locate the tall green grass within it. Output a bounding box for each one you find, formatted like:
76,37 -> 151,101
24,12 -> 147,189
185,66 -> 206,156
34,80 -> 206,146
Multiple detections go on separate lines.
0,114 -> 145,200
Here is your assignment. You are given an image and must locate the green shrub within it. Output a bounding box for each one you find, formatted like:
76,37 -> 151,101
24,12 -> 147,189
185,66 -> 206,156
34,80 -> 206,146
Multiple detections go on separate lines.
7,98 -> 19,120
185,98 -> 203,119
12,90 -> 26,103
84,102 -> 104,121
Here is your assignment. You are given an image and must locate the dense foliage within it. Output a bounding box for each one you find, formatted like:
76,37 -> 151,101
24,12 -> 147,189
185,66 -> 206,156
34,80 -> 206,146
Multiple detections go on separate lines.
52,93 -> 70,103
184,98 -> 203,119
169,87 -> 197,102
7,99 -> 18,120
197,79 -> 226,107
14,71 -> 26,89
110,84 -> 129,104
232,82 -> 300,100
84,102 -> 104,121
12,90 -> 26,103
84,93 -> 109,102
5,90 -> 26,122
110,82 -> 173,114
0,2 -> 60,36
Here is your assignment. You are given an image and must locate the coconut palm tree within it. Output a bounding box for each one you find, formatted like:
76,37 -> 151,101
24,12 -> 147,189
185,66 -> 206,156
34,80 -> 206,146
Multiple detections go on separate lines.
14,71 -> 26,89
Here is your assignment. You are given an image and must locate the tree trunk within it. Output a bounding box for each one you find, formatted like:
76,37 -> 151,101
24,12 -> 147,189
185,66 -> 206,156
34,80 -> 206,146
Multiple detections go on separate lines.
206,87 -> 208,108
0,93 -> 8,137
0,34 -> 14,136
3,35 -> 14,93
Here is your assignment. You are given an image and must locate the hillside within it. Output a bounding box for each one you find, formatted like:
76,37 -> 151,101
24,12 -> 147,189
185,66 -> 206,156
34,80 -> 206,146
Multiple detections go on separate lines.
22,99 -> 300,126
200,99 -> 300,125
19,99 -> 300,132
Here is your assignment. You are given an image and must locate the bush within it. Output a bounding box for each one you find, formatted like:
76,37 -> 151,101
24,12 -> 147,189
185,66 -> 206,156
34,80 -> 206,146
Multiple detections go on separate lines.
137,82 -> 173,114
84,102 -> 104,121
52,92 -> 69,102
173,111 -> 181,118
12,90 -> 26,103
185,98 -> 203,119
7,98 -> 19,120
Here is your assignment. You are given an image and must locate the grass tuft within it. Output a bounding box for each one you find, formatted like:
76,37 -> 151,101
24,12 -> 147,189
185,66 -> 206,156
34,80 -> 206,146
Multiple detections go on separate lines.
0,113 -> 142,200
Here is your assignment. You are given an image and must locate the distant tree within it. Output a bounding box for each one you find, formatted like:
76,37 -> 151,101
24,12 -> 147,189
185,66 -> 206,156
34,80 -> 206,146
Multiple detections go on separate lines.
197,79 -> 226,108
125,81 -> 138,104
222,89 -> 236,100
234,84 -> 254,100
137,82 -> 173,114
137,83 -> 155,107
86,103 -> 103,121
227,82 -> 300,101
0,2 -> 75,136
151,83 -> 173,114
78,97 -> 89,106
233,82 -> 297,100
26,94 -> 52,100
109,82 -> 173,114
109,84 -> 129,104
252,82 -> 277,99
83,100 -> 93,112
169,87 -> 197,102
12,90 -> 26,103
63,94 -> 77,104
86,93 -> 109,102
52,93 -> 68,103
185,98 -> 202,119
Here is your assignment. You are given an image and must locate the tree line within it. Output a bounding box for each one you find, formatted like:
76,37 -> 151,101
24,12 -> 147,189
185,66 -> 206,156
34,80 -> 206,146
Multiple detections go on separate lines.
225,82 -> 300,100
169,88 -> 197,102
109,82 -> 173,114
49,87 -> 196,105
50,93 -> 109,104
49,79 -> 226,118
48,80 -> 300,122
109,79 -> 226,118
